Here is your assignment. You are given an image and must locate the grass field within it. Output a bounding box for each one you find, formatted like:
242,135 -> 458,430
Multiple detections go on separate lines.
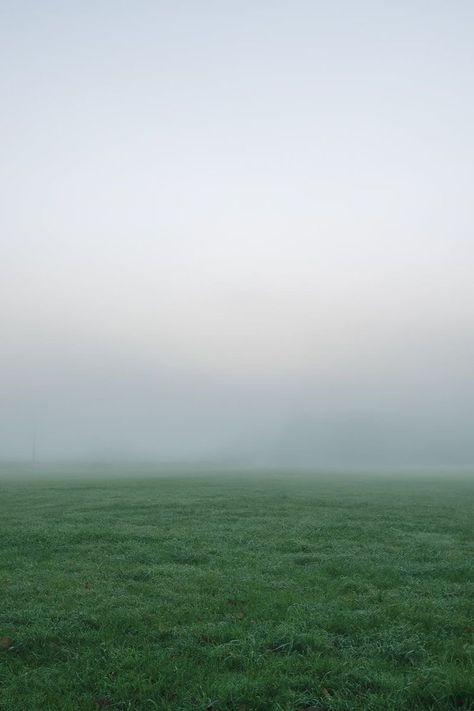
0,471 -> 473,710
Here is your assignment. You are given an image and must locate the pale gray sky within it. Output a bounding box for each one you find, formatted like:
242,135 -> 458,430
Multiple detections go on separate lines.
1,1 -> 473,467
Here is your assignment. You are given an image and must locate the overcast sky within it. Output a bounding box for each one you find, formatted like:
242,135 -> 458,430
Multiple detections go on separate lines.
1,1 -> 473,468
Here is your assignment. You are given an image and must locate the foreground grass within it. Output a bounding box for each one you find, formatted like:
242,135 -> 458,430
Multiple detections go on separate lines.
0,471 -> 473,710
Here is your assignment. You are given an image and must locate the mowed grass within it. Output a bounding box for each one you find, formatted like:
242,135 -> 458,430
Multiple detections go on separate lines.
0,471 -> 473,710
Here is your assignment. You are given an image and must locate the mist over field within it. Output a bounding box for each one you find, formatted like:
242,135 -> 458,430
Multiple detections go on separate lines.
2,8 -> 474,709
1,1 -> 473,469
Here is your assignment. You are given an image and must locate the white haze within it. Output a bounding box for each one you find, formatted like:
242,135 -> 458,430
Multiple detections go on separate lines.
1,1 -> 473,468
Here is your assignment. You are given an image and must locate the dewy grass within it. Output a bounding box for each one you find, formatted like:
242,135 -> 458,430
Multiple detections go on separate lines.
0,472 -> 473,710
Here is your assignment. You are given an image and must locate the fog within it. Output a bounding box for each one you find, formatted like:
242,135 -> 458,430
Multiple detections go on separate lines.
1,1 -> 473,469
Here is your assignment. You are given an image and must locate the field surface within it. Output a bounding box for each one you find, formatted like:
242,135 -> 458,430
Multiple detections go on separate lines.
0,471 -> 473,710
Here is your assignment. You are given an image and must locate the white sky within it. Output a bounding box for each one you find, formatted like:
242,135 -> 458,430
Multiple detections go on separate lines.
1,1 -> 473,466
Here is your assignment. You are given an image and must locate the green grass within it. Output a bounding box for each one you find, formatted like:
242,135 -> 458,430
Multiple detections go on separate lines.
0,471 -> 473,710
